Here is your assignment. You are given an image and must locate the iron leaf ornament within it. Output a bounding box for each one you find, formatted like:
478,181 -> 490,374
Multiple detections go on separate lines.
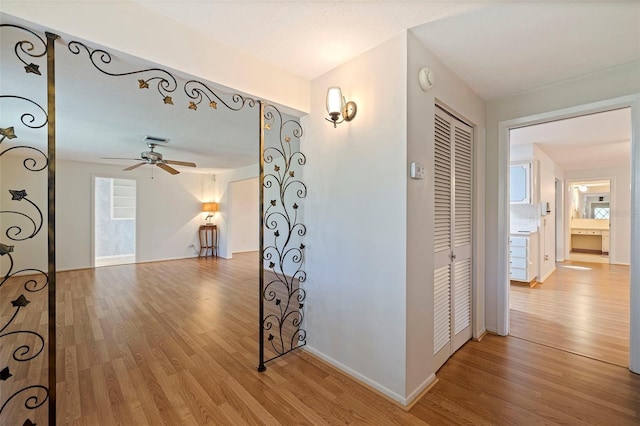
0,243 -> 15,255
0,127 -> 17,139
12,294 -> 30,307
0,366 -> 12,381
9,189 -> 28,201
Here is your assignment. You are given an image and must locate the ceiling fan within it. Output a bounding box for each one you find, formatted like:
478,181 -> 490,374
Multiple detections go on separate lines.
103,142 -> 196,175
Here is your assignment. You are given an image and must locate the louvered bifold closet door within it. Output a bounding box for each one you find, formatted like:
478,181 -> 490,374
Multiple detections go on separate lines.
433,107 -> 474,370
433,110 -> 453,362
451,120 -> 473,352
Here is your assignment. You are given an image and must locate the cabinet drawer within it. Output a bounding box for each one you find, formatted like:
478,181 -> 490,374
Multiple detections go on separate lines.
509,257 -> 528,269
509,268 -> 528,281
571,229 -> 602,235
509,246 -> 528,258
509,236 -> 529,247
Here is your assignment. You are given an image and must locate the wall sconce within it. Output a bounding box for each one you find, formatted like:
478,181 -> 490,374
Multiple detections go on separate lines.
325,86 -> 357,128
202,202 -> 219,224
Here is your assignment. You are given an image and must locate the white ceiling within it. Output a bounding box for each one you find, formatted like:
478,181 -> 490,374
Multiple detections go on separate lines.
510,108 -> 632,171
137,1 -> 640,100
1,2 -> 638,174
0,25 -> 266,173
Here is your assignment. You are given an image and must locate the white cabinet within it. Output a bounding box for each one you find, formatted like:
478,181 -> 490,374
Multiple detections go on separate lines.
509,234 -> 538,285
509,161 -> 539,205
602,230 -> 610,254
510,162 -> 531,204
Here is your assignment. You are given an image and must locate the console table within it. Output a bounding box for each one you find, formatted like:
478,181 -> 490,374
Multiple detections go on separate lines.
199,224 -> 218,258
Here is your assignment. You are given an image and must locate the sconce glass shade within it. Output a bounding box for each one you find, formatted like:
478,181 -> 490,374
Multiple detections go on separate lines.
202,202 -> 219,213
325,86 -> 357,128
326,86 -> 344,115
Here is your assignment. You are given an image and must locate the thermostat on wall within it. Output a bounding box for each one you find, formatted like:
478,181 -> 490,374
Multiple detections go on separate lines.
410,162 -> 425,179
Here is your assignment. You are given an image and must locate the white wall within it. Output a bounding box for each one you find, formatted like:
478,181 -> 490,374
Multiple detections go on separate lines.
485,61 -> 640,373
0,3 -> 309,113
216,164 -> 259,259
533,145 -> 563,280
301,33 -> 409,402
405,31 -> 486,400
57,159 -> 204,270
229,177 -> 259,253
1,156 -> 206,272
565,167 -> 631,265
510,145 -> 563,281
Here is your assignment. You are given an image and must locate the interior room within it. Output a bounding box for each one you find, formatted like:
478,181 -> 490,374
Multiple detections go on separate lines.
508,109 -> 631,367
1,2 -> 639,425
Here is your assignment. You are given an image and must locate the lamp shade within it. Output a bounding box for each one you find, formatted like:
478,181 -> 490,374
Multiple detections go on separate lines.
202,202 -> 219,213
326,86 -> 344,115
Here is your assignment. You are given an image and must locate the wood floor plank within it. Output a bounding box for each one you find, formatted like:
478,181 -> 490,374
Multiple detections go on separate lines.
510,260 -> 630,366
3,253 -> 635,425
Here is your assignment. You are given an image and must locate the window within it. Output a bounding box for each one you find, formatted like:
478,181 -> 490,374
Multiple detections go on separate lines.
593,206 -> 610,220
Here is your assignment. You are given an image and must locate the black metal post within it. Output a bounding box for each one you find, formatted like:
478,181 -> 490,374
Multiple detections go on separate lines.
258,101 -> 266,372
46,31 -> 59,426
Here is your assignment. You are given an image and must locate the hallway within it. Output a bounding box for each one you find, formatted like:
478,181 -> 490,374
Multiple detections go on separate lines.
510,261 -> 629,366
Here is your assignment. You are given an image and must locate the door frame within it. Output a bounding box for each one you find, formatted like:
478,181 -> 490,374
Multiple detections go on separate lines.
497,94 -> 640,373
91,174 -> 138,268
555,178 -> 564,261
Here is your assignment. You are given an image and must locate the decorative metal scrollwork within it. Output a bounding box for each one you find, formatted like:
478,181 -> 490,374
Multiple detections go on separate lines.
260,104 -> 306,368
1,245 -> 49,293
0,24 -> 47,75
0,385 -> 49,419
68,40 -> 178,104
0,190 -> 45,241
0,23 -> 52,426
66,39 -> 308,373
184,80 -> 257,111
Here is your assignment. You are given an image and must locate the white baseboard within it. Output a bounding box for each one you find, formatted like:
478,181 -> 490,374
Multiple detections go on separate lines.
56,254 -> 200,272
540,267 -> 556,283
303,345 -> 407,405
473,327 -> 487,341
405,373 -> 437,407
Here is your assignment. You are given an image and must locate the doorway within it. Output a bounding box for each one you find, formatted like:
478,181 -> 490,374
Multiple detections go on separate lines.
228,177 -> 259,256
507,107 -> 632,367
566,179 -> 611,264
94,177 -> 137,267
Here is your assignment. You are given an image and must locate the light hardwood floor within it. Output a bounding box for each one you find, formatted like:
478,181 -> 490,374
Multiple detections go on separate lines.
510,261 -> 630,367
3,254 -> 639,424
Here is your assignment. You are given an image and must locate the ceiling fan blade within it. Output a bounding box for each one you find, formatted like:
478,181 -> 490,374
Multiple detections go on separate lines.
101,157 -> 144,160
164,160 -> 197,167
157,162 -> 180,175
123,162 -> 147,171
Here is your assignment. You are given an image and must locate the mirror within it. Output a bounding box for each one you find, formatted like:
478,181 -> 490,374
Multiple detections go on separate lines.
569,180 -> 610,219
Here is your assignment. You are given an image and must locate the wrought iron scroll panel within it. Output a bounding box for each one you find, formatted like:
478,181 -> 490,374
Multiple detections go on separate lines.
66,41 -> 306,372
258,103 -> 307,371
0,25 -> 57,425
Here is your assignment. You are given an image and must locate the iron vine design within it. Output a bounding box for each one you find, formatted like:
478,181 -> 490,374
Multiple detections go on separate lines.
68,41 -> 178,105
260,105 -> 307,367
66,40 -> 307,371
0,24 -> 51,426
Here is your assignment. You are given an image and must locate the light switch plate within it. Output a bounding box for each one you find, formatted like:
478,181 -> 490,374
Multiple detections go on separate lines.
410,162 -> 425,179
